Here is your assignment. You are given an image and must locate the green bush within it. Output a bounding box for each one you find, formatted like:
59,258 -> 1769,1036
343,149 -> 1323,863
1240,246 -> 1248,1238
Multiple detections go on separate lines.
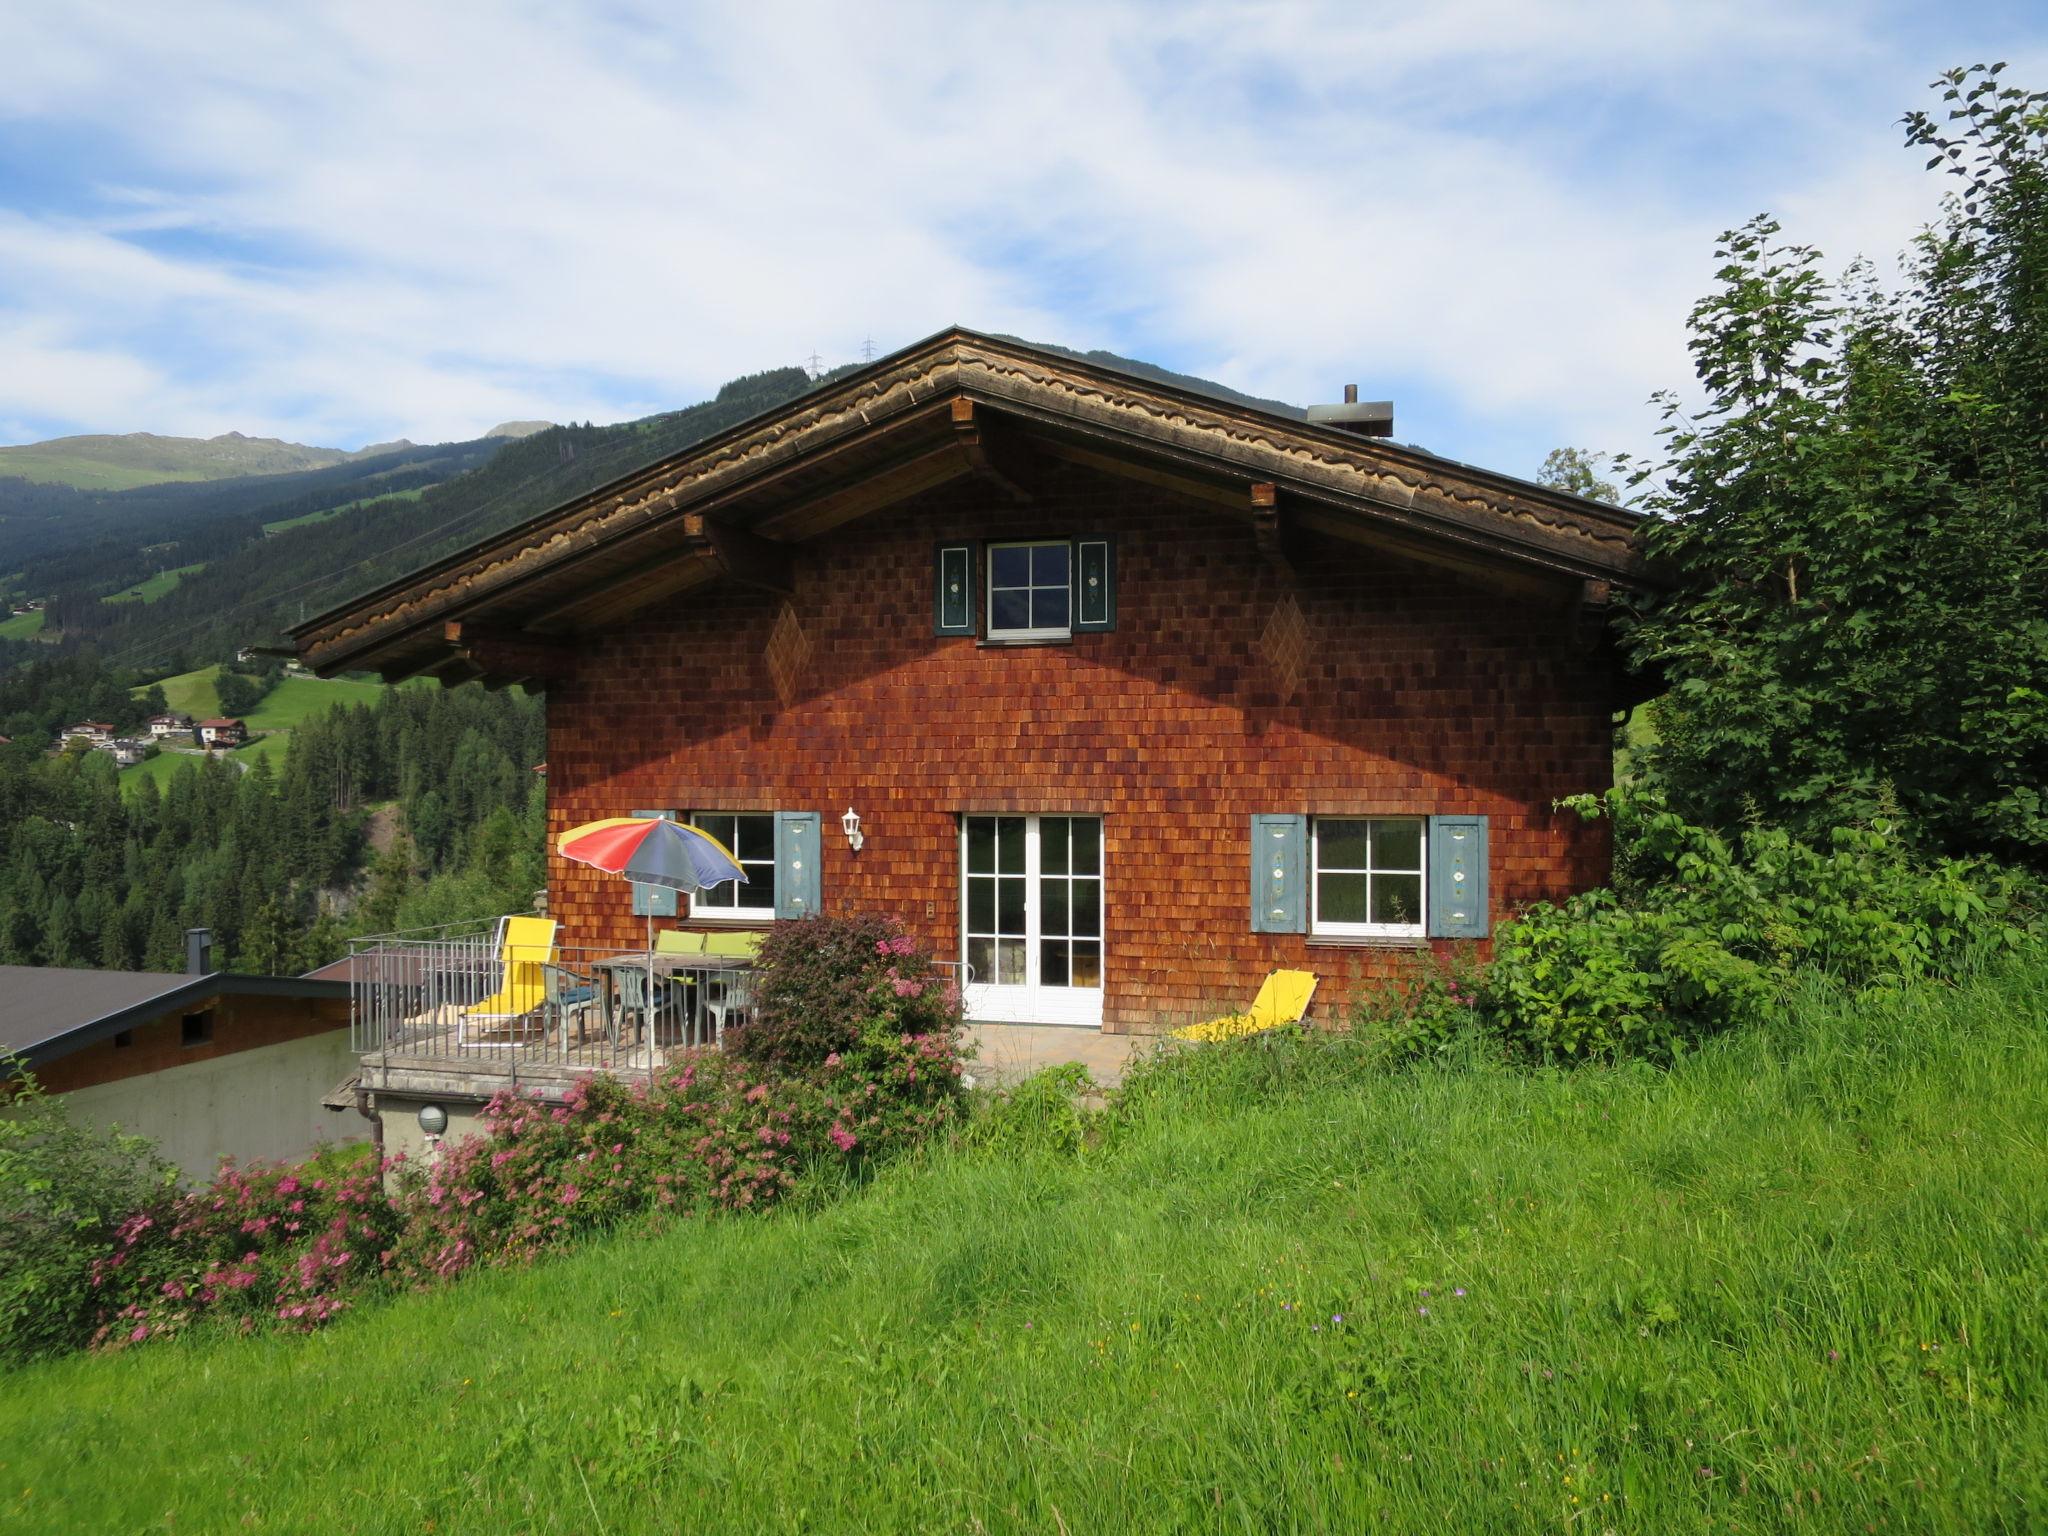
1474,792 -> 2037,1061
0,1071 -> 178,1364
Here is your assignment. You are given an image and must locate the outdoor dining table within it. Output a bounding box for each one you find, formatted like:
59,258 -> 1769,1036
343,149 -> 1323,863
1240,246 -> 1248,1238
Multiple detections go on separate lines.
586,950 -> 753,1045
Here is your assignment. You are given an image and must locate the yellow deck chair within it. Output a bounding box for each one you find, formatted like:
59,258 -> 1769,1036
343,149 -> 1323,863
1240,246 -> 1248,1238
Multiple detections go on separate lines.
656,930 -> 708,956
1172,969 -> 1318,1042
702,930 -> 764,959
459,916 -> 558,1044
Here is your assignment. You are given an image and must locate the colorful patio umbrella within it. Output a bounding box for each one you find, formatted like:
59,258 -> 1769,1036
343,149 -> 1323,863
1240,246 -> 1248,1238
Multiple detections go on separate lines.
556,816 -> 748,894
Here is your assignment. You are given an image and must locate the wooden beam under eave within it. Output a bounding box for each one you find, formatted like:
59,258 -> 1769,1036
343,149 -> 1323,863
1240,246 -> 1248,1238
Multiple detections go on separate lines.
686,515 -> 794,595
752,440 -> 977,543
1034,437 -> 1249,514
442,621 -> 578,682
950,399 -> 1038,503
1250,482 -> 1299,576
535,548 -> 725,631
1288,505 -> 1575,608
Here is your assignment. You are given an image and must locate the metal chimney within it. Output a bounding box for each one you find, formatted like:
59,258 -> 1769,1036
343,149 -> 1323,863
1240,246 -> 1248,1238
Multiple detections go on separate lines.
185,927 -> 214,976
1307,384 -> 1394,437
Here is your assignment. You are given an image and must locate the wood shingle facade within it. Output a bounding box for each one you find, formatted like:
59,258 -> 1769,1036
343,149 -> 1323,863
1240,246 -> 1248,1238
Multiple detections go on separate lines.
294,330 -> 1660,1032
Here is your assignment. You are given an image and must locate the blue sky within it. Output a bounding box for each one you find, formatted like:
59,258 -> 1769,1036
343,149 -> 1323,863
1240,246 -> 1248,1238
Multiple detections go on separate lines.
2,1 -> 2045,484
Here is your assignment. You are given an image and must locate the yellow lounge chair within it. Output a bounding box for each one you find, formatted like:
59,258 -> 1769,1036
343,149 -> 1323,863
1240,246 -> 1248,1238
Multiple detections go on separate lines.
459,916 -> 558,1044
656,930 -> 708,956
1172,969 -> 1318,1042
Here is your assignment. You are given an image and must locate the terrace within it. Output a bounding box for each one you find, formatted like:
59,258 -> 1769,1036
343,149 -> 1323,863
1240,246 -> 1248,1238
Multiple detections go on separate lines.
339,917 -> 757,1101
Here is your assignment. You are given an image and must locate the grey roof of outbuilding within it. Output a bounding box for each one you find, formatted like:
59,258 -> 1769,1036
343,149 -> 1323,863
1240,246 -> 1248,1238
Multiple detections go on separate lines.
0,966 -> 349,1069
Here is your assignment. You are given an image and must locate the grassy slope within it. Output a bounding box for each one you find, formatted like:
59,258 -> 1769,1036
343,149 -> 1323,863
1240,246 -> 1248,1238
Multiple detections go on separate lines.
2,960 -> 2042,1533
0,608 -> 44,640
0,434 -> 354,491
101,562 -> 206,604
0,452 -> 213,491
143,665 -> 223,720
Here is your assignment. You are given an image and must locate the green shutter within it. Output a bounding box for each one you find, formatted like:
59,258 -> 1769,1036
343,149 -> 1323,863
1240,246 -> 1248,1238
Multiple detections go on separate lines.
1250,814 -> 1306,933
934,543 -> 976,635
774,811 -> 821,920
1427,815 -> 1489,938
1072,536 -> 1117,632
629,809 -> 679,918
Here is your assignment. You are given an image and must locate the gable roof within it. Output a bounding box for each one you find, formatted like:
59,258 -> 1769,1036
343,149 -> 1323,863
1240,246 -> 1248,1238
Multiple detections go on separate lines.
291,328 -> 1658,685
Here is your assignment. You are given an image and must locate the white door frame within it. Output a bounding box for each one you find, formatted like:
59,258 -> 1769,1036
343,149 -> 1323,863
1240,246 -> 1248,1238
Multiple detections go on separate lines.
959,814 -> 1105,1028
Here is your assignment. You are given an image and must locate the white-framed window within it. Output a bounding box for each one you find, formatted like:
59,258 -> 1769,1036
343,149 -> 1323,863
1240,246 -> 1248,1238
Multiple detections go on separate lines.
1311,817 -> 1426,937
986,540 -> 1072,640
689,811 -> 777,920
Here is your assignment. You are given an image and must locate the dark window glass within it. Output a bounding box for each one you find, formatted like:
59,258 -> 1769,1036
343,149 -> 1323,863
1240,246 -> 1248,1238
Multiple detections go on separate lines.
691,813 -> 776,912
181,1011 -> 213,1047
988,541 -> 1075,637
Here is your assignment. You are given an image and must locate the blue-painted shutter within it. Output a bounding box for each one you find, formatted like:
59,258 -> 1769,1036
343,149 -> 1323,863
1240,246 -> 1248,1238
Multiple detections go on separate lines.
934,543 -> 976,635
1250,814 -> 1307,933
1072,535 -> 1117,632
629,809 -> 679,918
1427,815 -> 1489,938
774,811 -> 821,920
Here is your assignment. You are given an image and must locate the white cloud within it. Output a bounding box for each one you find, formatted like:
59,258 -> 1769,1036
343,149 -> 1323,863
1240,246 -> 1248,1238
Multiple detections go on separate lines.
0,0 -> 2027,473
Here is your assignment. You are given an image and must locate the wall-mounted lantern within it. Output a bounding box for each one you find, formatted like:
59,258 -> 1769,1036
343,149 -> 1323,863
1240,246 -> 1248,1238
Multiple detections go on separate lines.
841,807 -> 864,853
417,1103 -> 448,1137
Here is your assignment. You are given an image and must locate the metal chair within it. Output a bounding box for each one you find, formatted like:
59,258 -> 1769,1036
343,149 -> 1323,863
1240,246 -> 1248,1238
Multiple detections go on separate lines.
541,962 -> 599,1046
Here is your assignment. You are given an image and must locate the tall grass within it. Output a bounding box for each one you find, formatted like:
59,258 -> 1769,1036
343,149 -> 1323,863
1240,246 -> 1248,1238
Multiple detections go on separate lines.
2,955 -> 2044,1532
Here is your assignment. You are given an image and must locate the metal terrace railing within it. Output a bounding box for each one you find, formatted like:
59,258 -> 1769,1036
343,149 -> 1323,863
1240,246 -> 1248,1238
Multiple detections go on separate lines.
344,918 -> 756,1080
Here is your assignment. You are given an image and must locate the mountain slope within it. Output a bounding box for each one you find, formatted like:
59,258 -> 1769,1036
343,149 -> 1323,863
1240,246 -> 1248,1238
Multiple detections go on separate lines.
0,431 -> 387,491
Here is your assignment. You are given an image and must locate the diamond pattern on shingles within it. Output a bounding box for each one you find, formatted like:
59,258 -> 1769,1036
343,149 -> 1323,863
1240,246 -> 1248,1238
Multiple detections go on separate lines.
765,601 -> 811,707
1259,593 -> 1312,700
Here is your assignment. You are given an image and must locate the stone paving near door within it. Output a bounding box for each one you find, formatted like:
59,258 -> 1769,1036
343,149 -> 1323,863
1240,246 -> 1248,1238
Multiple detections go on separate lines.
964,1023 -> 1147,1090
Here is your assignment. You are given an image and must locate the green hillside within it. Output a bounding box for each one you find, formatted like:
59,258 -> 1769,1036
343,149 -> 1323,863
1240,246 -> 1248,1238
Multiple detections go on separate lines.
119,669 -> 391,794
101,562 -> 205,604
0,608 -> 44,640
0,430 -> 371,491
3,959 -> 2043,1532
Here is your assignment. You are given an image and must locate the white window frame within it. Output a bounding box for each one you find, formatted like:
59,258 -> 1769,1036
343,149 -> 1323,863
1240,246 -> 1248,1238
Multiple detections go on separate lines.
1311,816 -> 1428,939
985,539 -> 1073,641
959,813 -> 1104,1027
687,811 -> 778,923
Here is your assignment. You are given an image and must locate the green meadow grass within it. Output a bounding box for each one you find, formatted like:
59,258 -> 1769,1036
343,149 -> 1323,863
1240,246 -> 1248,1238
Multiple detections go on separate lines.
2,959 -> 2043,1533
142,664 -> 224,720
0,608 -> 44,640
101,562 -> 205,605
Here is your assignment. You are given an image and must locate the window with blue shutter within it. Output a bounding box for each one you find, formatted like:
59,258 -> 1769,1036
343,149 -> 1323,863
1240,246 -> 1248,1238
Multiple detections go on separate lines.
1250,814 -> 1307,933
774,811 -> 822,920
629,809 -> 679,918
1426,815 -> 1489,938
934,543 -> 976,635
1072,536 -> 1116,632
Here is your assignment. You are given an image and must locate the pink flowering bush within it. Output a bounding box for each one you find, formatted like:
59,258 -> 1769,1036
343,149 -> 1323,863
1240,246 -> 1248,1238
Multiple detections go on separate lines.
732,914 -> 963,1070
87,1145 -> 403,1350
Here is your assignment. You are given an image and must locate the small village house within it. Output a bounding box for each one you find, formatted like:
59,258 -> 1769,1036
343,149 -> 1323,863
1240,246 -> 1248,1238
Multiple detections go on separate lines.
146,711 -> 195,738
61,720 -> 115,745
1,931 -> 360,1181
293,331 -> 1662,1143
104,737 -> 149,768
197,717 -> 247,748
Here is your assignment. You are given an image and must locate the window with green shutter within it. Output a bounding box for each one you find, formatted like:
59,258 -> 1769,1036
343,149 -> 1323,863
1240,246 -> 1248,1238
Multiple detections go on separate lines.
774,811 -> 821,920
934,543 -> 976,635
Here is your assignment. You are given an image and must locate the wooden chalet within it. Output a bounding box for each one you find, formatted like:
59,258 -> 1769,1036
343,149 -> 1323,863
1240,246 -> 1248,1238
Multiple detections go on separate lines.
293,329 -> 1661,1032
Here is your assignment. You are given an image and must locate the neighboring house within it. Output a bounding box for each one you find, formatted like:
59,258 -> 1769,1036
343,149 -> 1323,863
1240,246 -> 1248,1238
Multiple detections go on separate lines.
197,717 -> 247,748
293,329 -> 1662,1041
146,711 -> 195,739
61,721 -> 115,744
104,737 -> 150,767
0,934 -> 359,1181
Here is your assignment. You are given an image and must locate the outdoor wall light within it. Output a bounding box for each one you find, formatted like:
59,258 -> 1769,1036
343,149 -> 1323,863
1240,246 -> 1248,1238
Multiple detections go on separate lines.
841,807 -> 864,852
417,1103 -> 448,1137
